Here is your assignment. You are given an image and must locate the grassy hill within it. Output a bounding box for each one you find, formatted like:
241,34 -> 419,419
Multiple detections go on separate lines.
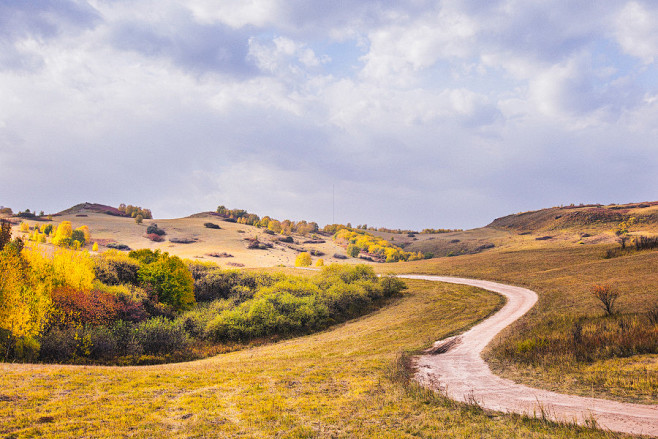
2,201 -> 657,437
12,210 -> 354,269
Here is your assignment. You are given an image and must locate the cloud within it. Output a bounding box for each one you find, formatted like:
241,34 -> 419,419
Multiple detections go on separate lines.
1,1 -> 657,229
615,1 -> 658,63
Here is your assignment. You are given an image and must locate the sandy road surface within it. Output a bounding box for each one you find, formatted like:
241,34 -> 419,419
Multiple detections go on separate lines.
399,275 -> 658,437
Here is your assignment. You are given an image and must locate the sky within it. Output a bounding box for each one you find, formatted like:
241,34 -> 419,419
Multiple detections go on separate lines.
1,0 -> 657,230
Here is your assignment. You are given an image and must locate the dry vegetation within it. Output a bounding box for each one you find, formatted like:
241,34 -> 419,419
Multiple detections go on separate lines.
385,242 -> 658,404
1,280 -> 627,438
2,201 -> 657,437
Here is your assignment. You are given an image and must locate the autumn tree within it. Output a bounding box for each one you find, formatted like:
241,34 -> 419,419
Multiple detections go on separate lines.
0,244 -> 52,341
52,221 -> 73,247
133,250 -> 195,310
295,252 -> 312,267
0,220 -> 11,251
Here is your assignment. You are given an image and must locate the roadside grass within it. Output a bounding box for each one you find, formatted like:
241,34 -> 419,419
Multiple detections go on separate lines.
384,243 -> 658,404
0,280 -> 624,438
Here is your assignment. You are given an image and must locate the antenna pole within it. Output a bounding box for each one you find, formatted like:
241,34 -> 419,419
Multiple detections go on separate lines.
332,184 -> 335,224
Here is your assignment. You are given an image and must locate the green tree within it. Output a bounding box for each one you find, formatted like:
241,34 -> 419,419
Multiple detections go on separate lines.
137,253 -> 195,311
346,244 -> 360,258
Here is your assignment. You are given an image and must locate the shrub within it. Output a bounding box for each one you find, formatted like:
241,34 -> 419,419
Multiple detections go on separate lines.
88,326 -> 119,360
145,233 -> 165,242
146,224 -> 165,236
169,237 -> 197,244
295,252 -> 312,267
129,248 -> 161,264
204,222 -> 221,229
135,317 -> 188,355
92,242 -> 99,252
346,244 -> 360,258
591,284 -> 621,316
316,258 -> 324,267
106,243 -> 131,251
0,219 -> 11,250
0,245 -> 52,339
111,320 -> 143,357
39,328 -> 78,362
13,336 -> 40,362
94,250 -> 141,285
51,287 -> 121,327
137,252 -> 195,311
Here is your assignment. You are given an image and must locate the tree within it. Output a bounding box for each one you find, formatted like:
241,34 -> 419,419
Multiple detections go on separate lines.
52,221 -> 73,247
315,258 -> 324,267
135,214 -> 144,224
0,245 -> 52,340
346,244 -> 360,258
295,252 -> 312,267
591,284 -> 621,316
92,242 -> 99,252
137,252 -> 195,311
71,229 -> 86,247
0,220 -> 11,251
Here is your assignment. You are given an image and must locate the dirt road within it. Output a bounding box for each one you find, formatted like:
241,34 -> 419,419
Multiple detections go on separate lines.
399,275 -> 658,437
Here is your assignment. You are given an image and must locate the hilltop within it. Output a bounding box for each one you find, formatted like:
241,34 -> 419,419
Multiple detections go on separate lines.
487,201 -> 658,232
56,202 -> 126,217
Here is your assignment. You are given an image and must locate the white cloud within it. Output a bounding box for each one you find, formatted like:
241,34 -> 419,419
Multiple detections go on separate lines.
615,1 -> 658,63
1,1 -> 657,229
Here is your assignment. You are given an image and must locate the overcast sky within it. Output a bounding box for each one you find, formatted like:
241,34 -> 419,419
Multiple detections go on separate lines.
1,1 -> 657,229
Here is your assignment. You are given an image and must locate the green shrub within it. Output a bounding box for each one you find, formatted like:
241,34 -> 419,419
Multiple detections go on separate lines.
88,326 -> 119,360
146,224 -> 165,236
13,336 -> 40,362
134,251 -> 195,311
205,265 -> 404,343
94,251 -> 141,285
39,328 -> 78,362
135,317 -> 188,355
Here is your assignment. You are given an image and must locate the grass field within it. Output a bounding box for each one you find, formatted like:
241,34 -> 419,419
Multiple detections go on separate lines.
0,279 -> 630,438
385,243 -> 658,404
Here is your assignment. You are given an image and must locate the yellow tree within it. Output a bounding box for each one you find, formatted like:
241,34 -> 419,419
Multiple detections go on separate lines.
76,225 -> 91,243
0,247 -> 52,339
52,221 -> 73,246
295,252 -> 312,267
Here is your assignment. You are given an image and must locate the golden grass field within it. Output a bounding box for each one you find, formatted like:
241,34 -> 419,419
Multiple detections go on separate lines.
13,211 -> 358,269
1,280 -> 632,438
2,202 -> 657,437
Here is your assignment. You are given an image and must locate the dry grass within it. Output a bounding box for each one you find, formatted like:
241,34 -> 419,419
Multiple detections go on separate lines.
13,213 -> 358,269
0,280 -> 625,438
384,242 -> 658,404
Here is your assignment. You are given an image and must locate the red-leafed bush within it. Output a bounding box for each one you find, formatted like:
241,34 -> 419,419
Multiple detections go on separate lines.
145,233 -> 165,242
51,287 -> 121,327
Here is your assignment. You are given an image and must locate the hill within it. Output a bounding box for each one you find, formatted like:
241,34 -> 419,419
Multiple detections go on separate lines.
487,201 -> 658,232
390,201 -> 658,258
14,209 -> 353,268
56,202 -> 126,217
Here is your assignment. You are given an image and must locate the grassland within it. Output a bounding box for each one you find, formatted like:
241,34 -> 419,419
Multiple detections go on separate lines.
2,201 -> 657,437
11,212 -> 355,269
384,243 -> 658,405
0,279 -> 629,438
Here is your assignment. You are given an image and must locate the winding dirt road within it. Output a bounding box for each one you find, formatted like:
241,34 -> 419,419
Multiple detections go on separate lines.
399,275 -> 658,437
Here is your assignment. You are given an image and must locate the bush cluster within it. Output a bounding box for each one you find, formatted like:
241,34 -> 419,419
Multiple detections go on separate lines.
2,217 -> 407,366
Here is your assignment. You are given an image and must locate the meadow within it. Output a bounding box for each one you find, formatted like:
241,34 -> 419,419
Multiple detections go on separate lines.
386,242 -> 658,404
1,202 -> 657,437
1,279 -> 629,438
